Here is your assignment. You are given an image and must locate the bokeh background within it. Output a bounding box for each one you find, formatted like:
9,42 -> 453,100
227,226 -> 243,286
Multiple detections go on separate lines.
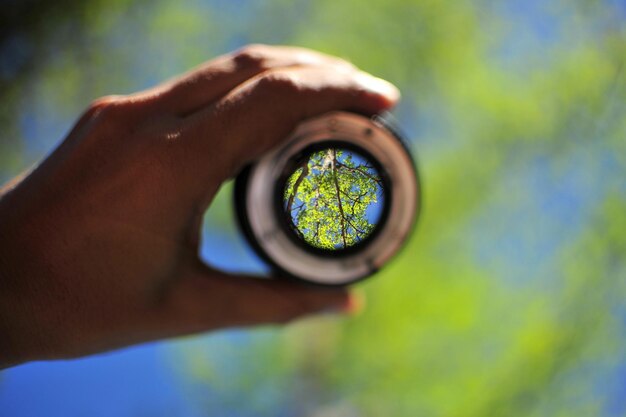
1,0 -> 625,416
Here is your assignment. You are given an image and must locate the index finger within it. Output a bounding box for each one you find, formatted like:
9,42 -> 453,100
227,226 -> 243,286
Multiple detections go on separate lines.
136,44 -> 357,116
185,65 -> 400,181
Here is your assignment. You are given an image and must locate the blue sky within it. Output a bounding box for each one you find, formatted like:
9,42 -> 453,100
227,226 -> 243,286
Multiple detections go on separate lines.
1,0 -> 624,415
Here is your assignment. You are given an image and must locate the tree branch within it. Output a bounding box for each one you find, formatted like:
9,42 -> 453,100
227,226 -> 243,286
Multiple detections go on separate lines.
286,163 -> 309,217
332,150 -> 348,247
335,161 -> 382,185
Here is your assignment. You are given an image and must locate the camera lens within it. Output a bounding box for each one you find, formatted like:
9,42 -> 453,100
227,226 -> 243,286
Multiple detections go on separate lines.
280,147 -> 386,251
234,111 -> 419,286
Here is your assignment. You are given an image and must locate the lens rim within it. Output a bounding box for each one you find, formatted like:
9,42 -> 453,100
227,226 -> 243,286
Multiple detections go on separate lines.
234,111 -> 420,286
274,140 -> 392,257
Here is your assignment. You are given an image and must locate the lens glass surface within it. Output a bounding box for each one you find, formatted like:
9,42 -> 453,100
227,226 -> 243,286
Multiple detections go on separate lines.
282,148 -> 385,250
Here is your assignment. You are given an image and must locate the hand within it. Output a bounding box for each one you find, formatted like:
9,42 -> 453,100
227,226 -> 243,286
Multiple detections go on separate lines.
0,44 -> 399,368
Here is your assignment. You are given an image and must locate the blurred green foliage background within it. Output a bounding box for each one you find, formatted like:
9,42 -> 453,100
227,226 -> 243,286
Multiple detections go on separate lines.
1,0 -> 625,416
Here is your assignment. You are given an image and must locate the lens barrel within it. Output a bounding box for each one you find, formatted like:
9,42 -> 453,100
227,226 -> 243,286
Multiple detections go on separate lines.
234,111 -> 420,286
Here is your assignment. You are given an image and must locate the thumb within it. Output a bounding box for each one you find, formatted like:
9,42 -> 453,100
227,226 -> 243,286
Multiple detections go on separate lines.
153,261 -> 359,338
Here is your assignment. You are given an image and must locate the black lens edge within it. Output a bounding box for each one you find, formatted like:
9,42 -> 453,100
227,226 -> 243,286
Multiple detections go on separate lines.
233,112 -> 421,286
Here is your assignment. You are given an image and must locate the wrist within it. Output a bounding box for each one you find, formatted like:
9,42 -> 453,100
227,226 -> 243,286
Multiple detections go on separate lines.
0,231 -> 30,368
0,191 -> 49,368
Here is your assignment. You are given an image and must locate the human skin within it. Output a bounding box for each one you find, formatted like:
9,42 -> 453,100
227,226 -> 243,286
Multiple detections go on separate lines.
0,44 -> 399,368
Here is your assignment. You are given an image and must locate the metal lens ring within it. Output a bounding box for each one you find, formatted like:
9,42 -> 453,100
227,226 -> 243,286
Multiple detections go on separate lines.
235,111 -> 419,285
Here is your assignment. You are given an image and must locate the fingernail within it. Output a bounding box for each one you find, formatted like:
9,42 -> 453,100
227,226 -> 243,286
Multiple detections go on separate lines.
343,289 -> 366,315
356,72 -> 401,102
321,289 -> 366,316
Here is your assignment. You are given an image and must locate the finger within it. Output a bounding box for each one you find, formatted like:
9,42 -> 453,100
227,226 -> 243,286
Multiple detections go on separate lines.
185,65 -> 400,181
155,262 -> 358,336
134,44 -> 356,116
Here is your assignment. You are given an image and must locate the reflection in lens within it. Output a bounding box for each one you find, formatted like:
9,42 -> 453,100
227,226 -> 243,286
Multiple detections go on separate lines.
283,148 -> 385,250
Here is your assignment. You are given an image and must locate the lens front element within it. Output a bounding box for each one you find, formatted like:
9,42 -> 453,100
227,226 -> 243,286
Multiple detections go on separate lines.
282,148 -> 385,251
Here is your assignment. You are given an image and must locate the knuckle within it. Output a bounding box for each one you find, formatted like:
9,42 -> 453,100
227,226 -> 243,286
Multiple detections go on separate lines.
254,71 -> 303,98
86,95 -> 129,122
79,95 -> 142,146
88,95 -> 122,113
233,44 -> 273,70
